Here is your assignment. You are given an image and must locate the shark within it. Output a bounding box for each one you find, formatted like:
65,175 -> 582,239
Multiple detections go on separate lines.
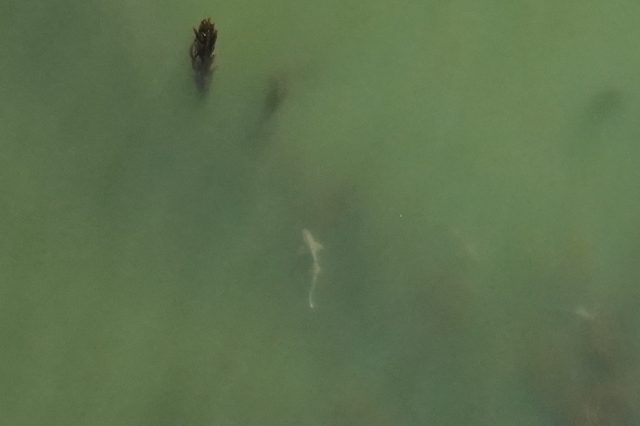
302,228 -> 323,309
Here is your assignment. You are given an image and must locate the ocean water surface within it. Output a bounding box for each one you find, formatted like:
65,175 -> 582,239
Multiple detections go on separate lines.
2,0 -> 640,424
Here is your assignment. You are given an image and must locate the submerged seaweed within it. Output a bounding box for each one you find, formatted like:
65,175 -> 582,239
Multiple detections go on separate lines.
190,18 -> 218,91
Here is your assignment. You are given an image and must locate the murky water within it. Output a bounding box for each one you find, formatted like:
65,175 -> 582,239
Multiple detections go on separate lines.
2,0 -> 640,424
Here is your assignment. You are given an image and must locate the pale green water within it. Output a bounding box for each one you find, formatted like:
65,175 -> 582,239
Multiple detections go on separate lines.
2,1 -> 640,425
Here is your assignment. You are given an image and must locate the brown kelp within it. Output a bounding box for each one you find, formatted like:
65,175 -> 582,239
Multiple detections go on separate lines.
190,18 -> 218,91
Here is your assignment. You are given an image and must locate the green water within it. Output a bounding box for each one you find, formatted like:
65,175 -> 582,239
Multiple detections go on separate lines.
3,1 -> 640,424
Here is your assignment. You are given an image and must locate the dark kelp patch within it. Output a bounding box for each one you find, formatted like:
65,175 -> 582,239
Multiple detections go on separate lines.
190,18 -> 218,92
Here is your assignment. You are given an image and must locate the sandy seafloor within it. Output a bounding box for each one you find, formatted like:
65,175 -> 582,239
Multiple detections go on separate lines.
2,0 -> 640,424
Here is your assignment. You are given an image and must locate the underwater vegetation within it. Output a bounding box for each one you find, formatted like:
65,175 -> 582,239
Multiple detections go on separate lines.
263,75 -> 288,119
190,18 -> 218,91
526,306 -> 640,425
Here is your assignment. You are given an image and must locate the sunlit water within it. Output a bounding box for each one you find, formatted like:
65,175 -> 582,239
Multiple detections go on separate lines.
2,1 -> 640,424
